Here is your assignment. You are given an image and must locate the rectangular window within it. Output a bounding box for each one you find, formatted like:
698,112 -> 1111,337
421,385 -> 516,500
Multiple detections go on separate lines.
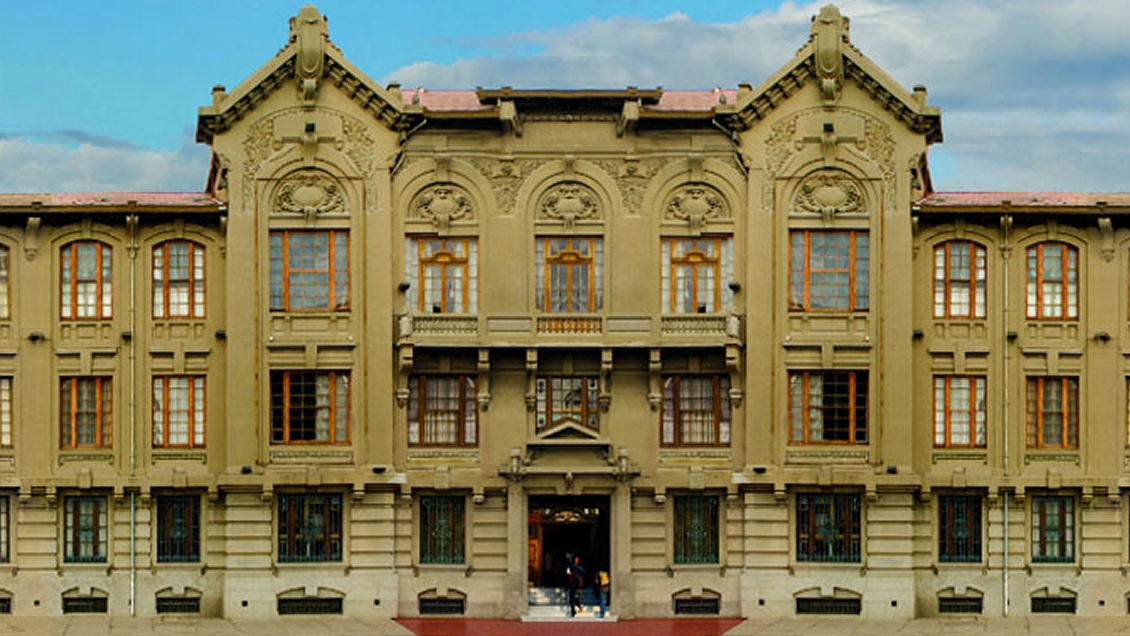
61,241 -> 112,320
661,375 -> 731,446
789,371 -> 868,444
1031,496 -> 1074,563
0,246 -> 9,319
536,376 -> 599,433
406,238 -> 477,314
796,493 -> 861,563
407,376 -> 477,446
153,241 -> 205,319
419,495 -> 465,565
60,377 -> 112,449
0,378 -> 11,448
934,241 -> 986,319
270,371 -> 350,445
64,495 -> 107,563
1026,377 -> 1078,449
269,231 -> 349,312
938,495 -> 982,563
789,230 -> 868,312
933,376 -> 987,448
673,495 -> 720,564
277,492 -> 343,563
0,497 -> 9,563
157,495 -> 200,563
1026,242 -> 1078,320
153,376 -> 205,448
661,237 -> 733,314
536,237 -> 602,313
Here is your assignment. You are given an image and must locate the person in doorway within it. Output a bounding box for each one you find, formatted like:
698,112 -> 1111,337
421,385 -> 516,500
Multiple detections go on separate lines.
565,554 -> 585,616
595,569 -> 610,618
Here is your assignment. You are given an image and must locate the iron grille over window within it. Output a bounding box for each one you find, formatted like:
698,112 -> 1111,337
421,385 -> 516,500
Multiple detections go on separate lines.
419,495 -> 465,565
1032,597 -> 1076,614
938,597 -> 983,614
277,598 -> 343,615
673,495 -> 719,564
157,495 -> 200,563
938,495 -> 982,563
795,597 -> 861,615
796,493 -> 861,563
277,493 -> 343,563
673,597 -> 720,615
418,597 -> 466,615
156,597 -> 200,614
62,597 -> 108,614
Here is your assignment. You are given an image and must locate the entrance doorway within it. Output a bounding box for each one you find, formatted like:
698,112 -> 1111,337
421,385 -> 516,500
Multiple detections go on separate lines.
527,495 -> 610,588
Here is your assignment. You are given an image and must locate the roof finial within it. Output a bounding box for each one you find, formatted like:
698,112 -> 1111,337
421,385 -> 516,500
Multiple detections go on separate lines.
291,5 -> 327,107
812,4 -> 848,105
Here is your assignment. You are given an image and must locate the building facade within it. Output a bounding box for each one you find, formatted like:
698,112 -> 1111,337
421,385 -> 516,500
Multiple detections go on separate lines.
0,3 -> 1127,620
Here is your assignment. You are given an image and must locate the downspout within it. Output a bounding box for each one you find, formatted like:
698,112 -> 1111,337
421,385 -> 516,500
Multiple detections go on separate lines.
127,214 -> 139,616
1000,214 -> 1012,617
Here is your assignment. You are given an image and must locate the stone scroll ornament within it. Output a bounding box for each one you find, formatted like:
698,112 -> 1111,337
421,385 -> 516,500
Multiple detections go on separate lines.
792,172 -> 865,223
275,173 -> 346,223
412,185 -> 474,232
666,185 -> 727,233
538,182 -> 600,228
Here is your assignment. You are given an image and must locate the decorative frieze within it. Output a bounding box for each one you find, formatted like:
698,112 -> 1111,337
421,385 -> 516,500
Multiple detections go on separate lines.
274,172 -> 346,220
410,184 -> 474,231
537,181 -> 601,227
665,184 -> 728,232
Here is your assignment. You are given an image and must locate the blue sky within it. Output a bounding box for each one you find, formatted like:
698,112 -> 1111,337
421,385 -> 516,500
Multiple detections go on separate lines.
2,0 -> 1129,193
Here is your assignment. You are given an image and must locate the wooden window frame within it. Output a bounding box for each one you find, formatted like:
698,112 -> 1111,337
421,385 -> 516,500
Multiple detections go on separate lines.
788,371 -> 869,445
796,492 -> 862,563
934,240 -> 986,319
933,376 -> 987,448
661,237 -> 730,314
419,494 -> 466,565
152,376 -> 206,449
1026,242 -> 1078,321
408,237 -> 476,314
1026,376 -> 1079,450
60,241 -> 112,320
0,245 -> 10,320
536,237 -> 602,313
156,494 -> 200,563
1031,495 -> 1074,563
0,377 -> 11,448
277,492 -> 343,563
270,371 -> 351,445
661,375 -> 731,447
673,494 -> 720,565
153,240 -> 205,319
535,376 -> 600,434
407,375 -> 478,447
64,495 -> 107,563
789,230 -> 869,312
60,377 -> 112,449
938,494 -> 982,563
269,230 -> 350,312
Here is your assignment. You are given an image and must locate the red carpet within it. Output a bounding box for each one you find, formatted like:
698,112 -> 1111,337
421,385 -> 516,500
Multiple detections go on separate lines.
395,618 -> 745,636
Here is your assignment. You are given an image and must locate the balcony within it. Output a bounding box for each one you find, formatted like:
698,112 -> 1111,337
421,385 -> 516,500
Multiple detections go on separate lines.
536,315 -> 602,335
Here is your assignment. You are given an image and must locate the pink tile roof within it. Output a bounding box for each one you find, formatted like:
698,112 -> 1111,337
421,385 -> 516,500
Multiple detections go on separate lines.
922,192 -> 1130,208
0,193 -> 220,209
399,88 -> 737,112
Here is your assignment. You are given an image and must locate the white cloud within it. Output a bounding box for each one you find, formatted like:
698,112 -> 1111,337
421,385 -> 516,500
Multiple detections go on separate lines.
385,0 -> 1130,192
0,135 -> 209,194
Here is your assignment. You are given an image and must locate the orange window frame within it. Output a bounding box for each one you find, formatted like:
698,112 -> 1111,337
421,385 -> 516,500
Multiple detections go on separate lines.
270,230 -> 350,312
152,376 -> 206,449
1026,376 -> 1078,449
61,241 -> 112,320
789,231 -> 867,312
933,376 -> 987,448
934,241 -> 986,319
540,237 -> 598,313
663,238 -> 723,313
61,377 -> 112,449
1026,242 -> 1078,320
272,371 -> 350,445
660,375 -> 728,447
788,371 -> 868,445
154,241 -> 205,319
416,238 -> 472,313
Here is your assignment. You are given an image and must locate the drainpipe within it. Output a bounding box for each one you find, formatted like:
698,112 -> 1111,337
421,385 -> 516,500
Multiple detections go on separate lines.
127,215 -> 139,616
1000,214 -> 1012,617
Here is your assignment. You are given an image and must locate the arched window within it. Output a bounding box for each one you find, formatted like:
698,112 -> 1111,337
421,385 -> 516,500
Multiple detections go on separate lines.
153,241 -> 205,319
933,240 -> 986,319
1026,242 -> 1078,320
61,241 -> 112,320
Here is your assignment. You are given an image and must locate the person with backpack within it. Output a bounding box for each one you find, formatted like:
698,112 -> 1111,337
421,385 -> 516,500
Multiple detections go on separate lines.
595,569 -> 610,618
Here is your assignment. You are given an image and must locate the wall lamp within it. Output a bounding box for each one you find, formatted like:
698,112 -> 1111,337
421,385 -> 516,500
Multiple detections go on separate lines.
728,281 -> 741,292
1094,331 -> 1112,343
397,281 -> 411,292
27,332 -> 45,343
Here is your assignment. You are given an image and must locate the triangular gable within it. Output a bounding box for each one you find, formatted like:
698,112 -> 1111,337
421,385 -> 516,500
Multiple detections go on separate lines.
718,4 -> 942,143
196,5 -> 418,144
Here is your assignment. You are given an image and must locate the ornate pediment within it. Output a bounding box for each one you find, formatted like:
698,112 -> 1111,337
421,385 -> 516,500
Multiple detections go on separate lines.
665,184 -> 729,233
274,171 -> 346,222
537,182 -> 601,227
410,184 -> 475,232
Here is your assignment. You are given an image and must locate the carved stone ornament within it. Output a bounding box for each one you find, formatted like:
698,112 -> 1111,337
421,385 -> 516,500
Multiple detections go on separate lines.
538,182 -> 601,228
792,171 -> 865,223
275,172 -> 346,222
666,184 -> 727,233
411,184 -> 474,232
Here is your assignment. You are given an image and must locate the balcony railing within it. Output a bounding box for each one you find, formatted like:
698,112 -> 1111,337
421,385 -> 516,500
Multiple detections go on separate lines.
536,315 -> 602,335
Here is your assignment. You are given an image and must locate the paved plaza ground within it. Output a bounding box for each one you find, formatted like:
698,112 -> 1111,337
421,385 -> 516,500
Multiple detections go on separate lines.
1,616 -> 1130,636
